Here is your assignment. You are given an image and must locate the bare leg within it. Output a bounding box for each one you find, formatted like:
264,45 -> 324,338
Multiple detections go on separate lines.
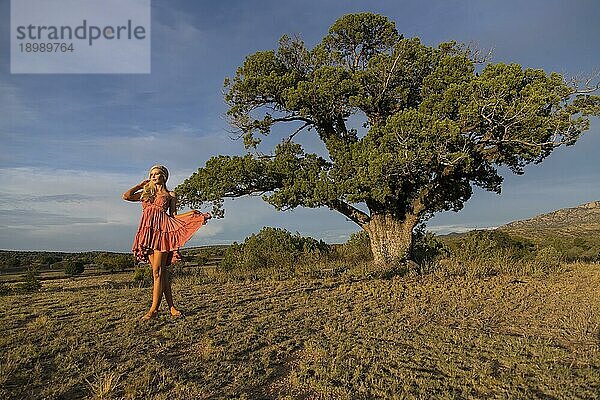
141,251 -> 169,320
162,264 -> 181,317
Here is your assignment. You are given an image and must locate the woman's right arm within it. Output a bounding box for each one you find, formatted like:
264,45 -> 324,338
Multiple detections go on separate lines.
122,180 -> 149,202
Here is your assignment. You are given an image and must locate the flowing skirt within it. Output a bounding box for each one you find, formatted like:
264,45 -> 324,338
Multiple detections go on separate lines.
132,208 -> 206,265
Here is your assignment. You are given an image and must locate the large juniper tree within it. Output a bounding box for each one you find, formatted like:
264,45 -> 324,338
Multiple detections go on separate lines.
177,13 -> 599,267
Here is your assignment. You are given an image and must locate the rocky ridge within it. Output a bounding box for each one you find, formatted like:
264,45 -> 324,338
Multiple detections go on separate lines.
499,200 -> 600,238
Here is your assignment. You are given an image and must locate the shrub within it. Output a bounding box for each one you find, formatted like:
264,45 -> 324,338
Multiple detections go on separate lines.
17,267 -> 42,292
220,242 -> 244,271
193,253 -> 209,266
36,255 -> 62,268
219,227 -> 330,277
95,253 -> 135,272
64,260 -> 85,277
0,281 -> 11,296
0,256 -> 21,271
338,231 -> 373,264
448,230 -> 534,262
411,226 -> 449,273
133,266 -> 152,286
528,246 -> 565,274
433,230 -> 573,278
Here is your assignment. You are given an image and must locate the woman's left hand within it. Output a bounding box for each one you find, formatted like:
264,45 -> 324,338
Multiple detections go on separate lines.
192,210 -> 212,220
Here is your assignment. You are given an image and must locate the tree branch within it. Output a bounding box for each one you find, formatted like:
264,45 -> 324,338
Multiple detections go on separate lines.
568,71 -> 600,94
464,42 -> 493,64
284,122 -> 311,143
327,199 -> 370,226
271,115 -> 315,124
380,48 -> 403,98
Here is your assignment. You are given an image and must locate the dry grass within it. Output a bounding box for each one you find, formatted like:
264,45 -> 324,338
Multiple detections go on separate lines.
1,263 -> 599,399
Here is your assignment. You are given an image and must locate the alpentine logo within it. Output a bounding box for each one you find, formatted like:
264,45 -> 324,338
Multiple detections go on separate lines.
11,0 -> 151,74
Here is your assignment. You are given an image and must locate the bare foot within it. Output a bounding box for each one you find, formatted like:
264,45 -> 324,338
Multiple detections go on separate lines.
170,307 -> 182,317
141,310 -> 158,321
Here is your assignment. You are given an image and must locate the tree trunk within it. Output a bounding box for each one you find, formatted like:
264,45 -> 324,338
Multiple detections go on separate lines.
364,213 -> 418,267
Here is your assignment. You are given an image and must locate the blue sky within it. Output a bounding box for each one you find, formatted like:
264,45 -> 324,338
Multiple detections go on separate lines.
1,0 -> 599,251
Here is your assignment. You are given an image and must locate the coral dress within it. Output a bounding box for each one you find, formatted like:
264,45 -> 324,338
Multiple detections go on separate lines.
132,192 -> 206,265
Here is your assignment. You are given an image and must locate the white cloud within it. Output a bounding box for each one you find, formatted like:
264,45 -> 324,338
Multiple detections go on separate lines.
427,225 -> 496,235
0,166 -> 178,250
0,209 -> 106,228
0,166 -> 138,223
0,166 -> 359,251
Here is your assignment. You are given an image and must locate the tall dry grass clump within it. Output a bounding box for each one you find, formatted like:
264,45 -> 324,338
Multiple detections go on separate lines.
435,230 -> 567,278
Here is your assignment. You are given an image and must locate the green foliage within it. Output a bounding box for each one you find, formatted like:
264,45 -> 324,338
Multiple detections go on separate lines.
178,12 -> 599,266
0,255 -> 21,270
411,226 -> 449,272
17,267 -> 42,292
0,281 -> 11,296
95,253 -> 134,272
438,230 -> 533,277
521,233 -> 600,262
434,230 -> 573,277
324,13 -> 400,69
132,266 -> 152,287
219,227 -> 329,277
337,230 -> 373,264
36,255 -> 62,268
447,230 -> 535,261
191,253 -> 209,266
64,261 -> 85,278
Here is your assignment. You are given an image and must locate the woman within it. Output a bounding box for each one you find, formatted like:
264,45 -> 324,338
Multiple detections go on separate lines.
122,165 -> 211,320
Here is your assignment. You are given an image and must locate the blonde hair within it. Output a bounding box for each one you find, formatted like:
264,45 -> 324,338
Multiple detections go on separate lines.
140,165 -> 169,201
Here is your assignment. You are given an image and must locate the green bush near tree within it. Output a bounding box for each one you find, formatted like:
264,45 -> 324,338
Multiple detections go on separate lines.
219,227 -> 330,278
444,230 -> 535,261
336,231 -> 372,264
411,226 -> 450,273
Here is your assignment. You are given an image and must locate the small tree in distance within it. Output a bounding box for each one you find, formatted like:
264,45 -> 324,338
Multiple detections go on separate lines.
177,13 -> 600,269
64,260 -> 85,278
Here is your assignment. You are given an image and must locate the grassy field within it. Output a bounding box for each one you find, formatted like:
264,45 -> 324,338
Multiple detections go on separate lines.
1,263 -> 599,399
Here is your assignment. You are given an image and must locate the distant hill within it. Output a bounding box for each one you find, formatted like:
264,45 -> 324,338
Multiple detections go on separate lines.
496,200 -> 600,260
498,201 -> 600,239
